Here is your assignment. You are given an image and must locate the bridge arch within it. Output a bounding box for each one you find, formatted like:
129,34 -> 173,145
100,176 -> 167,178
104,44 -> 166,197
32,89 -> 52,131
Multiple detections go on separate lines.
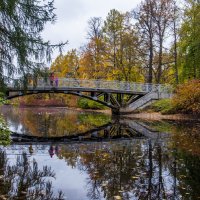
6,90 -> 117,109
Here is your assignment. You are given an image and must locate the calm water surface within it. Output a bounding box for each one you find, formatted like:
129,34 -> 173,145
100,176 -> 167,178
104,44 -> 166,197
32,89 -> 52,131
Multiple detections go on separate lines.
0,106 -> 200,200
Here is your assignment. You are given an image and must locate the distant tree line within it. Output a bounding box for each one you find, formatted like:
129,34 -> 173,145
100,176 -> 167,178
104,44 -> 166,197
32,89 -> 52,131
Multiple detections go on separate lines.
51,0 -> 200,84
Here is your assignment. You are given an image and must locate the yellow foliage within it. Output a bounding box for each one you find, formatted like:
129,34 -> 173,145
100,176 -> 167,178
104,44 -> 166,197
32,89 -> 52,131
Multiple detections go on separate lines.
51,49 -> 79,78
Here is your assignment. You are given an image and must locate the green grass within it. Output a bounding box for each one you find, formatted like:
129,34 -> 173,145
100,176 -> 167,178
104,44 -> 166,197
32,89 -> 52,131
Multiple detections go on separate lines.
151,99 -> 175,114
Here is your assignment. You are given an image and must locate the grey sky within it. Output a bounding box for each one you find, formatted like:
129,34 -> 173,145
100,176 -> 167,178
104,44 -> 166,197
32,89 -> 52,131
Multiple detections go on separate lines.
42,0 -> 142,61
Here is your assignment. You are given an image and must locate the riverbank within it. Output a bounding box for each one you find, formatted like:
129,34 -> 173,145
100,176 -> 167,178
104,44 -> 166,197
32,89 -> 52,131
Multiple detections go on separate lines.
124,112 -> 199,121
74,105 -> 199,121
68,107 -> 199,121
3,103 -> 199,122
4,104 -> 199,121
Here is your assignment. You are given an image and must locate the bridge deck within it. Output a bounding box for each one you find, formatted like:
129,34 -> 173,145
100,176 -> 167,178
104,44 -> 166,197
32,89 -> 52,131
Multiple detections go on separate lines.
8,86 -> 148,95
7,78 -> 172,94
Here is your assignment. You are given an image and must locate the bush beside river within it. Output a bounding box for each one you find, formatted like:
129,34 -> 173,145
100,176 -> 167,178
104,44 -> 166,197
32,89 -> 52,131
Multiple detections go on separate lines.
148,80 -> 200,116
0,116 -> 10,145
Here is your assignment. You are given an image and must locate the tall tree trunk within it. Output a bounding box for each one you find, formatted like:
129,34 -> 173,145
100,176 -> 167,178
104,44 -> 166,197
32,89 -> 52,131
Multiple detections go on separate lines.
148,36 -> 153,83
173,3 -> 179,84
157,36 -> 163,83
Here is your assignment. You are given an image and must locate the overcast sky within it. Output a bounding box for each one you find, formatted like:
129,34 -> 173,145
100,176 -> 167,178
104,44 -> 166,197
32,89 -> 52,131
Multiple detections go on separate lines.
42,0 -> 142,61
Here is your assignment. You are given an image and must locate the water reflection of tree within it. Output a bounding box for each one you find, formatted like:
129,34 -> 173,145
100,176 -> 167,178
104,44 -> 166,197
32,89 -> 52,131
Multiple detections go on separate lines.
0,106 -> 30,134
177,152 -> 200,199
1,107 -> 111,137
169,121 -> 200,199
0,149 -> 64,200
59,139 -> 200,200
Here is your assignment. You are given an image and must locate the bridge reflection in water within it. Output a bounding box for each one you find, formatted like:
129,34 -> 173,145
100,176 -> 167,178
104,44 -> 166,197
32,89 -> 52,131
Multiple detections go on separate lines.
1,107 -> 200,200
11,118 -> 168,143
0,106 -> 169,143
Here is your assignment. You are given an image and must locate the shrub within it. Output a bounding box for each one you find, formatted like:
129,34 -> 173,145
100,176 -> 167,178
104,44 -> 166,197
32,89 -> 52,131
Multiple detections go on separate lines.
77,98 -> 90,109
77,98 -> 106,110
0,115 -> 11,145
0,93 -> 8,104
151,99 -> 175,114
172,80 -> 200,115
0,94 -> 11,145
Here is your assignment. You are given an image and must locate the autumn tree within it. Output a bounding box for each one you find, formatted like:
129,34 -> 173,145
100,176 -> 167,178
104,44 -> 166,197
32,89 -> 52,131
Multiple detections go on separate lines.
115,13 -> 143,82
103,9 -> 123,72
51,49 -> 79,78
102,10 -> 142,81
79,17 -> 107,79
133,0 -> 175,83
30,49 -> 79,105
133,0 -> 155,83
151,0 -> 174,83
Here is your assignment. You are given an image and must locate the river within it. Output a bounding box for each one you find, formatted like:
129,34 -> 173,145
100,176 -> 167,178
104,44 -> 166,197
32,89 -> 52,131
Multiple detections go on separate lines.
0,106 -> 200,200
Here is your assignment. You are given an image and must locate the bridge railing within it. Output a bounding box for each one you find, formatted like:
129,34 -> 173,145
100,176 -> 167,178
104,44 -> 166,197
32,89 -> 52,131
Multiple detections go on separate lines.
8,78 -> 173,94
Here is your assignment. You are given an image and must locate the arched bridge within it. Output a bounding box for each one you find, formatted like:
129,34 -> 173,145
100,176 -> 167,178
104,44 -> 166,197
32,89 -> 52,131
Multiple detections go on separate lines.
6,78 -> 172,114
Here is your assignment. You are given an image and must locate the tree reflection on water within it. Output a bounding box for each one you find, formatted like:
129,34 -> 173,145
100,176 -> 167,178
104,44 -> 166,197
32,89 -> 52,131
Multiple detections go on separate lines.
0,149 -> 64,200
59,137 -> 200,200
0,106 -> 200,199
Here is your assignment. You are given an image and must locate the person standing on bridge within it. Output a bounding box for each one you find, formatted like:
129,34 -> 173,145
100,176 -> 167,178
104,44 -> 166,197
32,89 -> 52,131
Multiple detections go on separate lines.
49,72 -> 54,86
55,76 -> 58,87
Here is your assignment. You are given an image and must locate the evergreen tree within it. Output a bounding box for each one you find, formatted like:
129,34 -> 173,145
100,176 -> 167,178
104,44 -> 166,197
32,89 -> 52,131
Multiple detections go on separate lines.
0,0 -> 67,88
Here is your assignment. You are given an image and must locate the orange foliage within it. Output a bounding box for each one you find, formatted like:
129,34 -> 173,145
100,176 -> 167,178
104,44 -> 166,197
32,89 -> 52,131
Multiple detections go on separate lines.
172,80 -> 200,115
